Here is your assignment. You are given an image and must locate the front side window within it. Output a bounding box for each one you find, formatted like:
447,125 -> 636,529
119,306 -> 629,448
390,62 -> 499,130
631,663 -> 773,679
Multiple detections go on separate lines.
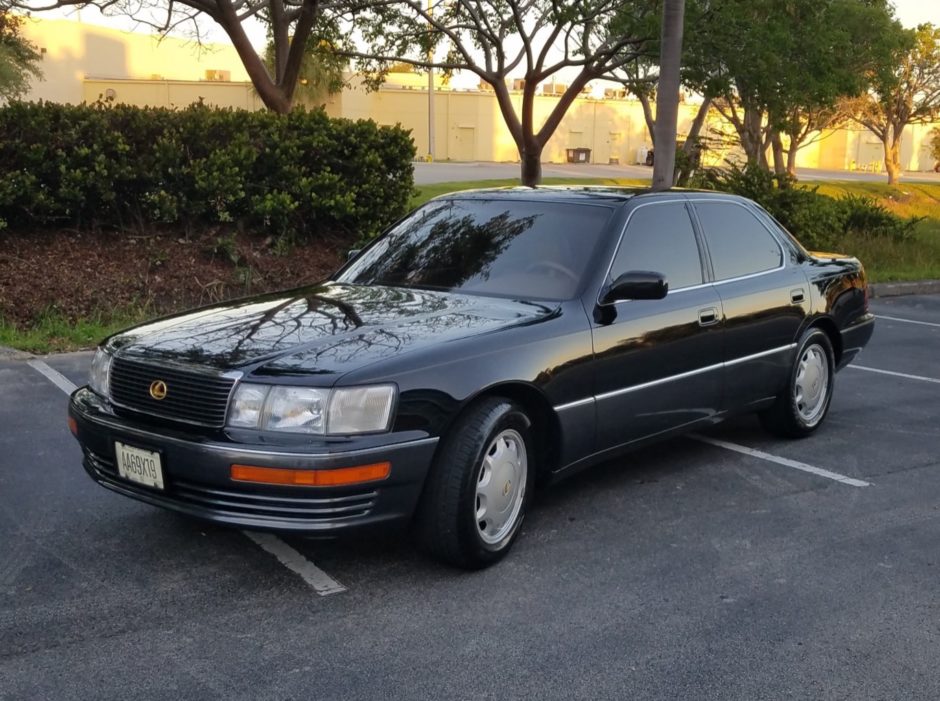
609,202 -> 703,291
339,199 -> 614,301
694,202 -> 783,281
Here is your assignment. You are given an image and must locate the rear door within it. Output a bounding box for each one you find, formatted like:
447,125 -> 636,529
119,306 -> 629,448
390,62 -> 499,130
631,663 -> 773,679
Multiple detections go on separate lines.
592,200 -> 724,451
689,199 -> 809,411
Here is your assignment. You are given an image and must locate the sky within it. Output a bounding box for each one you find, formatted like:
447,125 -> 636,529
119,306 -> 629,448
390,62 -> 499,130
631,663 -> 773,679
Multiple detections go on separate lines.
48,0 -> 940,44
892,0 -> 940,27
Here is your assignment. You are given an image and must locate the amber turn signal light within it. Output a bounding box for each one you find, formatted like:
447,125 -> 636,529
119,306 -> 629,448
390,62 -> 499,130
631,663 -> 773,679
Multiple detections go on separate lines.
67,416 -> 78,436
230,462 -> 391,487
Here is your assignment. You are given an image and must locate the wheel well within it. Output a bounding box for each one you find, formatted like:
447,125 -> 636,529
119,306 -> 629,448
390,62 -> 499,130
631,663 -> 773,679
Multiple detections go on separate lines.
459,383 -> 562,479
808,317 -> 842,364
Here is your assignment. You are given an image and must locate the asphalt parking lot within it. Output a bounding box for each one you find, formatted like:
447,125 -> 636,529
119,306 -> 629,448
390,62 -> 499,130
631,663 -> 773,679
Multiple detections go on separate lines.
2,294 -> 939,700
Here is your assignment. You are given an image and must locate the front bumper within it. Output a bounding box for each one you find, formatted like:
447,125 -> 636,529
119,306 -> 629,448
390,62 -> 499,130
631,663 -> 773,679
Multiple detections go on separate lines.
69,388 -> 439,534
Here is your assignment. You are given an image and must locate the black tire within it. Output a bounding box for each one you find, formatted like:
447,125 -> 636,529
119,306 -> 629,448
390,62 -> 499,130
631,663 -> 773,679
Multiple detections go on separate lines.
759,328 -> 836,438
415,397 -> 534,569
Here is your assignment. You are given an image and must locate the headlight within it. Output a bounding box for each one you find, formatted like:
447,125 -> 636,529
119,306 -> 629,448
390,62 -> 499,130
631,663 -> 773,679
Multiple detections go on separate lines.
227,384 -> 268,428
328,385 -> 396,434
88,348 -> 112,397
227,383 -> 396,435
265,386 -> 329,433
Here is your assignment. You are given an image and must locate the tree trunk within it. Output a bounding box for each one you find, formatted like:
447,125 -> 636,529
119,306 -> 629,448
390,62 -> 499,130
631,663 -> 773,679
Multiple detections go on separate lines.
675,97 -> 712,187
883,125 -> 903,185
770,131 -> 787,181
786,139 -> 799,178
652,0 -> 685,191
217,5 -> 292,113
739,107 -> 766,167
638,92 -> 656,148
520,144 -> 543,187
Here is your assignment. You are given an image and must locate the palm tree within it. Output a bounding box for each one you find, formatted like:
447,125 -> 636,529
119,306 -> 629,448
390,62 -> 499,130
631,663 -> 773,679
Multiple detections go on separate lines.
651,0 -> 685,191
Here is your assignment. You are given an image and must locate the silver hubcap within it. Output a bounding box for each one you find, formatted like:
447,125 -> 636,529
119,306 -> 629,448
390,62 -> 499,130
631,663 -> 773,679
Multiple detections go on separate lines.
475,429 -> 527,545
794,344 -> 829,424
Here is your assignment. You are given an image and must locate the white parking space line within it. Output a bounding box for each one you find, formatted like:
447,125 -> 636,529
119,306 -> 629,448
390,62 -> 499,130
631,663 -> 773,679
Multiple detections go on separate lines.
243,531 -> 346,596
27,359 -> 78,395
26,357 -> 347,596
692,435 -> 871,488
875,314 -> 940,329
848,365 -> 940,385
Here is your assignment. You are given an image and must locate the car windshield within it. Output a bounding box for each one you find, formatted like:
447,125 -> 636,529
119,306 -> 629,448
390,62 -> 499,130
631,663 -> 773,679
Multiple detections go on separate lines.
338,198 -> 614,301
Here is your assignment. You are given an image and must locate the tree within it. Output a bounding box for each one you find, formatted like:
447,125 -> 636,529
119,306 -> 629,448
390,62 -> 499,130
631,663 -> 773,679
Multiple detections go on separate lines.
930,127 -> 940,171
680,0 -> 904,178
263,32 -> 346,105
769,0 -> 904,178
0,10 -> 42,101
338,1 -> 656,186
848,23 -> 940,184
11,0 -> 330,113
651,0 -> 684,190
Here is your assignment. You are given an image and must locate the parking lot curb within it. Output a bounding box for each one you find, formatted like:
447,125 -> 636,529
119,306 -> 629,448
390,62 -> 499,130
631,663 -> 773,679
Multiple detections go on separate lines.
0,344 -> 32,361
870,280 -> 940,298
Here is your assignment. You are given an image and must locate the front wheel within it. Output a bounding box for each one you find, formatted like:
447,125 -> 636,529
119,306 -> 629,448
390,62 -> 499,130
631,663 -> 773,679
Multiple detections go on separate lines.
759,328 -> 835,438
415,398 -> 534,569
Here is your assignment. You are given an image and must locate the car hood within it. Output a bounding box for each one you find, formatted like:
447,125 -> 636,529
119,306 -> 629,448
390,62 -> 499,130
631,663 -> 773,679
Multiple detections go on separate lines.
107,283 -> 556,379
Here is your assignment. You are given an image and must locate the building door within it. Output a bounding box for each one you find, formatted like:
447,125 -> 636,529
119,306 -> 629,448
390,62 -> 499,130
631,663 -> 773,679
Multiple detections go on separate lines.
607,131 -> 623,164
453,126 -> 476,162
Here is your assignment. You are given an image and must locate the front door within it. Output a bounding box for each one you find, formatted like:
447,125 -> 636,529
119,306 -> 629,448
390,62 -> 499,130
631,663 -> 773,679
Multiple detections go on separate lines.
592,201 -> 724,452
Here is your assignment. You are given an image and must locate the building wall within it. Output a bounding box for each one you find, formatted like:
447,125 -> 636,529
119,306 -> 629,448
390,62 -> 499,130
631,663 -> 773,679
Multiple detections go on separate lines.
21,17 -> 252,105
18,17 -> 940,172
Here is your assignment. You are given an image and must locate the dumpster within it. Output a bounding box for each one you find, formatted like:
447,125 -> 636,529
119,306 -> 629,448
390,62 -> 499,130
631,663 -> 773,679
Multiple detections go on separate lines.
565,147 -> 592,163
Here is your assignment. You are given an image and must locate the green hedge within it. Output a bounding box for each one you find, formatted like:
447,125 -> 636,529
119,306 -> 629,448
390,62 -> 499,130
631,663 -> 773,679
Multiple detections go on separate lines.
0,101 -> 416,239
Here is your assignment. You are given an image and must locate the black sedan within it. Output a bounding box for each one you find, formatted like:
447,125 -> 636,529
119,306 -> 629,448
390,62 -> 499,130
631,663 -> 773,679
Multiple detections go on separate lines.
68,187 -> 874,568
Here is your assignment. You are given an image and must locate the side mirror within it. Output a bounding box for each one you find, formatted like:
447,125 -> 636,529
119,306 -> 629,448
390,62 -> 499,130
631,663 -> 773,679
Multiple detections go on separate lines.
347,249 -> 361,261
601,271 -> 668,303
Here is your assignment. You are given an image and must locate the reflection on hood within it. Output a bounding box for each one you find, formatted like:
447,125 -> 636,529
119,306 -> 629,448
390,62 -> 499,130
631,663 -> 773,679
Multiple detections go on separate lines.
108,283 -> 556,376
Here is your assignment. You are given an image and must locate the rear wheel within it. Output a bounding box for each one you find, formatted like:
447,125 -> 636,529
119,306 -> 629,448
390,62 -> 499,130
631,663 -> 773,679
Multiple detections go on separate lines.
759,328 -> 835,438
415,397 -> 534,569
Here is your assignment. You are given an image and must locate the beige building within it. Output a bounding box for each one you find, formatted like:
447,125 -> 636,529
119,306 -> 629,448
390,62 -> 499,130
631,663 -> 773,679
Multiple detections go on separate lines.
18,17 -> 940,172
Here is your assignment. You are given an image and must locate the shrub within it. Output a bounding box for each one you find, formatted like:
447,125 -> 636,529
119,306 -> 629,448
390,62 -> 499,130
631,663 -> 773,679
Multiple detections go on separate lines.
691,163 -> 920,250
837,194 -> 920,240
0,101 -> 416,241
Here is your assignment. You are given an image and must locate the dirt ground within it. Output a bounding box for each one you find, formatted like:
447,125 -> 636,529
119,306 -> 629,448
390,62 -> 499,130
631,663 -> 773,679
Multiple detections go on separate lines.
0,228 -> 346,327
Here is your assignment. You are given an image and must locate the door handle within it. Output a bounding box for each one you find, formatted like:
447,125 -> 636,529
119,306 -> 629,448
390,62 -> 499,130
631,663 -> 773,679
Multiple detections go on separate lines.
698,307 -> 719,327
790,288 -> 805,304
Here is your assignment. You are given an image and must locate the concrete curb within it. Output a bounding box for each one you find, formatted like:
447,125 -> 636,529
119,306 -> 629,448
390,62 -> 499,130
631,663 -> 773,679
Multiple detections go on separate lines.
870,280 -> 940,299
0,344 -> 33,361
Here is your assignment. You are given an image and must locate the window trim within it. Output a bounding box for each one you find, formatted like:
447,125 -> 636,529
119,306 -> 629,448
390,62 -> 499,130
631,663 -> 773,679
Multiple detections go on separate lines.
598,200 -> 708,306
687,198 -> 787,284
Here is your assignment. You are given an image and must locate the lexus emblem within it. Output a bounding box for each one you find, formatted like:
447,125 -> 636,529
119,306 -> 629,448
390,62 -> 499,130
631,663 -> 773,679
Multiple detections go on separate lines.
149,380 -> 168,400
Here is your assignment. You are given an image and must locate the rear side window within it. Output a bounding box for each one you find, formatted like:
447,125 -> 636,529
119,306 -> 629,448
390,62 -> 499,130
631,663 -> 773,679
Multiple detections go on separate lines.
609,202 -> 703,291
694,202 -> 783,281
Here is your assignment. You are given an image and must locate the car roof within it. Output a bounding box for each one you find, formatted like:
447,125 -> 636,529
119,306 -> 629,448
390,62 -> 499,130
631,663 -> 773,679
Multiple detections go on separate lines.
432,186 -> 743,206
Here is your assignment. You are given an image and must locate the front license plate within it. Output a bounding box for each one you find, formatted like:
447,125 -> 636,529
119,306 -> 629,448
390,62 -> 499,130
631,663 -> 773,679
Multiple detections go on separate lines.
115,441 -> 165,490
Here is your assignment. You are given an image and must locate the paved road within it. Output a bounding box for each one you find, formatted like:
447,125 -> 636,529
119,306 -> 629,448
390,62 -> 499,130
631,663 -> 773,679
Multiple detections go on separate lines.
2,295 -> 940,700
414,161 -> 940,185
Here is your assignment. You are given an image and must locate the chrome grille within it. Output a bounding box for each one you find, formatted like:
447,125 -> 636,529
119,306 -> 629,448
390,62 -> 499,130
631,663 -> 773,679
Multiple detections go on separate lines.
109,357 -> 235,427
